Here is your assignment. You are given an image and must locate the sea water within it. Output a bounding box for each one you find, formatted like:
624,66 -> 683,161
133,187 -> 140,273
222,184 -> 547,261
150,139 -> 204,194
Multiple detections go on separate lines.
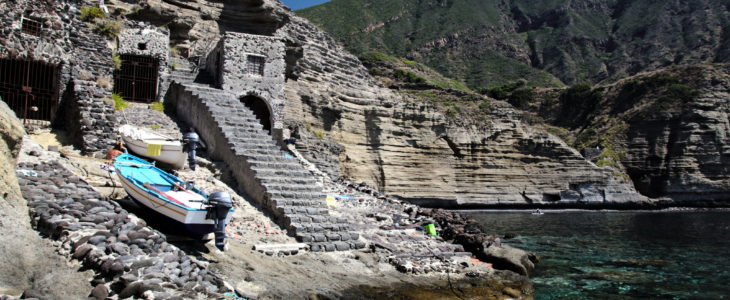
466,210 -> 730,299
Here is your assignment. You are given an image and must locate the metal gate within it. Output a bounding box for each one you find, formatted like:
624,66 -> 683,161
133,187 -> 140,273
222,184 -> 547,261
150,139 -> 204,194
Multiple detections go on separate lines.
0,58 -> 59,126
113,54 -> 159,103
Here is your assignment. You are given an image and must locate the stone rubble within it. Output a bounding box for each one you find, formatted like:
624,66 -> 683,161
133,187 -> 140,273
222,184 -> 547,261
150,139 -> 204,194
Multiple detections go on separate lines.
14,142 -> 236,299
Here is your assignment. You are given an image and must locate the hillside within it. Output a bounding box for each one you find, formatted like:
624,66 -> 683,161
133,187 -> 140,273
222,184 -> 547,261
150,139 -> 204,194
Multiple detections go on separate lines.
298,0 -> 730,89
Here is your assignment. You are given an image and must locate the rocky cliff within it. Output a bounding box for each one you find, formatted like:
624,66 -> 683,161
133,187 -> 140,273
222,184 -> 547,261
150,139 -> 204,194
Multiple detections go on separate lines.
623,65 -> 730,204
527,64 -> 730,205
0,102 -> 92,297
104,0 -> 651,207
277,6 -> 648,207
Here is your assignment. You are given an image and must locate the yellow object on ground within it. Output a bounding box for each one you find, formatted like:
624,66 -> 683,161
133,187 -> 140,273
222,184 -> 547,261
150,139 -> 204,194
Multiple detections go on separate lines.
146,143 -> 162,156
326,195 -> 337,207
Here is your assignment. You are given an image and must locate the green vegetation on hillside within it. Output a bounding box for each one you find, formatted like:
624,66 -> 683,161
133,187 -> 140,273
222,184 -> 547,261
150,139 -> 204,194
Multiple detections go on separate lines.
357,50 -> 495,124
299,0 -> 730,90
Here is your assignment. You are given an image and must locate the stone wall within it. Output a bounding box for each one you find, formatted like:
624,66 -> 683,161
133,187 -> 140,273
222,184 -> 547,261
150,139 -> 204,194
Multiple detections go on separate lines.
0,0 -> 118,156
0,0 -> 74,123
220,32 -> 286,139
117,26 -> 170,102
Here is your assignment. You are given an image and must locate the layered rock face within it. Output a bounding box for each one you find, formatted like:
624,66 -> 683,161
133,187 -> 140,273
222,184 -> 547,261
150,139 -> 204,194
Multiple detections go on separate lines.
276,10 -> 647,207
620,65 -> 730,204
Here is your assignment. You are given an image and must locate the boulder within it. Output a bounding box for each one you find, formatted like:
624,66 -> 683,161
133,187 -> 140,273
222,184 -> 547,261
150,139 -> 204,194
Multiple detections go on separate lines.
480,245 -> 540,276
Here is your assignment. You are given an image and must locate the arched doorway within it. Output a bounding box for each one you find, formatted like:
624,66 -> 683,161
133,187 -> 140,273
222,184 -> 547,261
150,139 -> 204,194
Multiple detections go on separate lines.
240,95 -> 271,134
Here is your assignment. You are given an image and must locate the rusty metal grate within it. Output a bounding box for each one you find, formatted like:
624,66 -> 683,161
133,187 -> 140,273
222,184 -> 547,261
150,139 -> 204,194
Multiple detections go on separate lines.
113,54 -> 159,103
21,17 -> 42,36
246,55 -> 265,76
0,58 -> 59,126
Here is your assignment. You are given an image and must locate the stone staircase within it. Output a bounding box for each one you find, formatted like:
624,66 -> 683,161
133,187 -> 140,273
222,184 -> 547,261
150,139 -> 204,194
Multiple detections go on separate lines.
166,82 -> 365,251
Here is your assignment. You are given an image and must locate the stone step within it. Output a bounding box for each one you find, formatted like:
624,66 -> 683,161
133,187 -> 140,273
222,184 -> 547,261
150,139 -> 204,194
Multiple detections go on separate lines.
253,168 -> 311,178
307,241 -> 366,252
265,185 -> 320,195
297,230 -> 360,244
270,198 -> 327,208
287,221 -> 351,236
176,82 -> 363,252
259,176 -> 317,186
268,191 -> 325,202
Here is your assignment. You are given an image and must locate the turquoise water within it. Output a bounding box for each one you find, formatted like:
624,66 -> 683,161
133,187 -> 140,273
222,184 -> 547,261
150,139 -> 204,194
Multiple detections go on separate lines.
467,211 -> 730,299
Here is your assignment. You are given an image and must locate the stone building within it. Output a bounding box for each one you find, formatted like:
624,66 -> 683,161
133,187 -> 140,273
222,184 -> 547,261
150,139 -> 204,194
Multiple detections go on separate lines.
0,0 -> 117,155
204,32 -> 286,140
115,27 -> 170,103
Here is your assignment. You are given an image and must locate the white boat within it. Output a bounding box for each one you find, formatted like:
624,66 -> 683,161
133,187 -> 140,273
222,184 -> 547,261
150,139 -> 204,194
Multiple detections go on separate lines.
118,124 -> 186,169
114,153 -> 234,249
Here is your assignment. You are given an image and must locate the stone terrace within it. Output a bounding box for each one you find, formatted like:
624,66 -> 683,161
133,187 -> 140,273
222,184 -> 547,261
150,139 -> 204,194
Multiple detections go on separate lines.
166,82 -> 365,251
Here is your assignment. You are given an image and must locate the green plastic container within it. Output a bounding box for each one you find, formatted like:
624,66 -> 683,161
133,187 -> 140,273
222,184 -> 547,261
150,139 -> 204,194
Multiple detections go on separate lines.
425,223 -> 437,236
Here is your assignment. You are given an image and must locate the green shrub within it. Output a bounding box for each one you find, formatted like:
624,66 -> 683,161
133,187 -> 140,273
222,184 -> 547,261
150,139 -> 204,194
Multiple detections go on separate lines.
574,128 -> 597,149
149,102 -> 164,112
171,61 -> 179,70
479,100 -> 491,112
558,82 -> 602,126
80,6 -> 105,22
665,83 -> 698,102
94,20 -> 122,39
393,69 -> 425,83
149,124 -> 160,130
487,80 -> 527,100
487,86 -> 508,100
508,87 -> 534,109
314,130 -> 325,138
358,51 -> 398,66
112,54 -> 122,70
112,93 -> 128,111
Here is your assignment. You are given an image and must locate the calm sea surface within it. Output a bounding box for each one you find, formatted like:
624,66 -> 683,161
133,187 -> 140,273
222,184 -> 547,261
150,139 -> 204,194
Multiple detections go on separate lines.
466,211 -> 730,299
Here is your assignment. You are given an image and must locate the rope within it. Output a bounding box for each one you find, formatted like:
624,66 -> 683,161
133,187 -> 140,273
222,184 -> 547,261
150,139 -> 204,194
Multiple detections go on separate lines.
424,246 -> 467,300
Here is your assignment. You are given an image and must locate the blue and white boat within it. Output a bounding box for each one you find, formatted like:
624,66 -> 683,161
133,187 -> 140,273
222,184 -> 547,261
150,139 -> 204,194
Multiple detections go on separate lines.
113,152 -> 233,249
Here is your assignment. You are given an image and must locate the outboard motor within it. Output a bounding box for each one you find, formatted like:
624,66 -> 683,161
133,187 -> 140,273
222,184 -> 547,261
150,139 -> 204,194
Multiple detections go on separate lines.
183,129 -> 199,170
207,192 -> 233,250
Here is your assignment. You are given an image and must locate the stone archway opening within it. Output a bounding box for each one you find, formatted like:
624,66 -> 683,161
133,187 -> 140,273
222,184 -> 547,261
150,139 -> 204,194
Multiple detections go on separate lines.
240,95 -> 271,134
0,58 -> 59,126
113,54 -> 158,103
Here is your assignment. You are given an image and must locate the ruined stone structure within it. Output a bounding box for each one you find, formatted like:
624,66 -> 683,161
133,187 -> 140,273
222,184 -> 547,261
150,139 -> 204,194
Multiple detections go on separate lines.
116,27 -> 170,103
206,32 -> 286,141
0,0 -> 117,156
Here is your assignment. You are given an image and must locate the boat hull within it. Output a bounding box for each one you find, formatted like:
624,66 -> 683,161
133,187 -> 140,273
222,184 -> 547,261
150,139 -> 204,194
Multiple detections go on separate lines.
114,154 -> 233,238
119,125 -> 186,169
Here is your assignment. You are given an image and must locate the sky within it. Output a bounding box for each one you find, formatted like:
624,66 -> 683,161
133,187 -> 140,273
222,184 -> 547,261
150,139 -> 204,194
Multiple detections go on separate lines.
280,0 -> 331,10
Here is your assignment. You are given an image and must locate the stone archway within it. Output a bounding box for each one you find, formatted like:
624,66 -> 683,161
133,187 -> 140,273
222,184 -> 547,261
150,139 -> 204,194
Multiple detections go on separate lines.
240,95 -> 271,134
